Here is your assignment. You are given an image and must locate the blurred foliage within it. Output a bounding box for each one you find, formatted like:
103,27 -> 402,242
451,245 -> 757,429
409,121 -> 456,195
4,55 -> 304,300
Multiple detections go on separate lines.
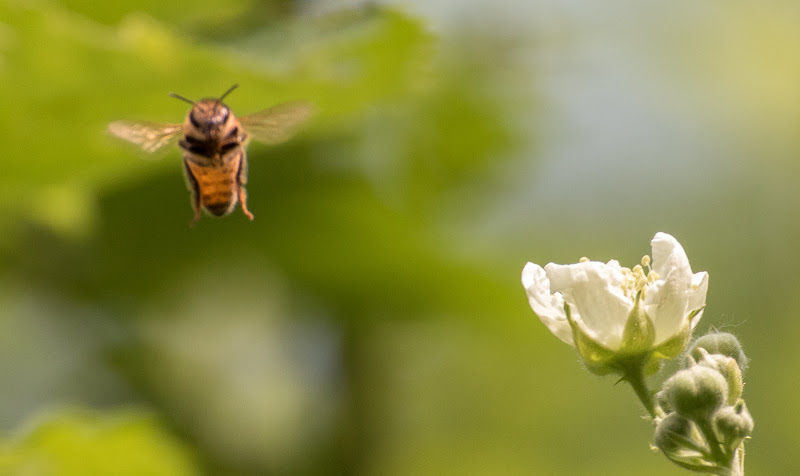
0,0 -> 537,474
0,410 -> 200,476
0,0 -> 436,239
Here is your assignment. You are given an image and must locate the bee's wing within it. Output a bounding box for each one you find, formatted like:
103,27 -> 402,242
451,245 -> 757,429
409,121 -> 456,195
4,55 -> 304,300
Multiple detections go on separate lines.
108,120 -> 183,155
239,101 -> 314,145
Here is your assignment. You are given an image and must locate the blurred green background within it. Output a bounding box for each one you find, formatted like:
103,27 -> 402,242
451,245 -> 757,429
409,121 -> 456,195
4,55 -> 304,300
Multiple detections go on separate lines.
0,0 -> 797,474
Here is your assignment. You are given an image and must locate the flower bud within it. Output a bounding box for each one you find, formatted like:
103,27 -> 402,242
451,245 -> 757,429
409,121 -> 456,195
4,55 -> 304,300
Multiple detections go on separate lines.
663,365 -> 728,423
655,388 -> 672,414
654,413 -> 696,455
695,349 -> 744,405
714,401 -> 754,450
688,332 -> 748,372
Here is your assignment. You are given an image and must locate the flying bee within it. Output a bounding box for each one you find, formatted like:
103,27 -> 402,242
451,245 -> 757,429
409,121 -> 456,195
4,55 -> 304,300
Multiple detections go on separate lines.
108,84 -> 313,225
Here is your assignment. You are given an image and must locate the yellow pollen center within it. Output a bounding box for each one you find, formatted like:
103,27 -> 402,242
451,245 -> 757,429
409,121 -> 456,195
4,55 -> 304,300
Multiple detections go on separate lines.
620,255 -> 659,301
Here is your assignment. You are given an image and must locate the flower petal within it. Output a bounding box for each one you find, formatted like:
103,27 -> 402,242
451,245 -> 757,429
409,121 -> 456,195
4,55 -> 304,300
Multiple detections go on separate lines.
544,260 -> 633,350
522,262 -> 573,345
687,271 -> 709,329
645,233 -> 694,345
650,232 -> 692,279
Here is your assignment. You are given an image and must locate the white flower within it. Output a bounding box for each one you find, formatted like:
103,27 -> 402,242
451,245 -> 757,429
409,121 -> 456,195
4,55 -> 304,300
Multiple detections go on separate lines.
521,232 -> 708,353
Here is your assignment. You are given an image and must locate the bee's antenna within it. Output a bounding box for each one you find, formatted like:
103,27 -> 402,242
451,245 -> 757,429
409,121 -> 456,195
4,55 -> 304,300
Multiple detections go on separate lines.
168,92 -> 196,105
219,84 -> 239,101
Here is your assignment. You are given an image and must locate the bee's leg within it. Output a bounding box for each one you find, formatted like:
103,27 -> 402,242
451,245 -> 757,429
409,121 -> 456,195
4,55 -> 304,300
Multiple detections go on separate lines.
238,186 -> 254,221
183,159 -> 202,226
190,201 -> 202,227
237,150 -> 254,221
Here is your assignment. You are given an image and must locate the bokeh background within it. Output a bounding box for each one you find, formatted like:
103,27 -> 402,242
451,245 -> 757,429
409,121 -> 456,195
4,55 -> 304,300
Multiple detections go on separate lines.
0,0 -> 797,474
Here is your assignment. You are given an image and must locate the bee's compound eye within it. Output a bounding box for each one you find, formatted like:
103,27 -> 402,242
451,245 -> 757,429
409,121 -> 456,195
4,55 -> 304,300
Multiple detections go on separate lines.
189,111 -> 202,129
217,107 -> 230,124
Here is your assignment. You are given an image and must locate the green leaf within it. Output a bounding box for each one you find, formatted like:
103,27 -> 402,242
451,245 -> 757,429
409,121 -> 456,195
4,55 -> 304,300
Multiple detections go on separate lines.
0,409 -> 200,476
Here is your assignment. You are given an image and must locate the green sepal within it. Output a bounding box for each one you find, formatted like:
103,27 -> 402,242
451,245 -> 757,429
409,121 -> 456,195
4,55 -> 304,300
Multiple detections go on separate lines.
661,454 -> 727,474
722,358 -> 744,405
619,292 -> 656,354
565,303 -> 618,375
654,413 -> 705,455
566,301 -> 662,377
643,354 -> 663,376
647,309 -> 703,375
653,321 -> 692,361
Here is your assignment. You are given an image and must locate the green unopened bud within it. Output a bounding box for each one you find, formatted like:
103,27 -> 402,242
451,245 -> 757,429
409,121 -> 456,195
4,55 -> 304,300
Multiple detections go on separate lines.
688,332 -> 748,372
656,389 -> 672,414
663,365 -> 728,423
714,401 -> 754,451
654,413 -> 697,455
695,348 -> 744,404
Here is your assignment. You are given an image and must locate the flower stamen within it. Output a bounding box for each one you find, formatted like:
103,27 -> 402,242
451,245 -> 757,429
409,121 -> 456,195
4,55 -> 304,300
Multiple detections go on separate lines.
620,259 -> 654,301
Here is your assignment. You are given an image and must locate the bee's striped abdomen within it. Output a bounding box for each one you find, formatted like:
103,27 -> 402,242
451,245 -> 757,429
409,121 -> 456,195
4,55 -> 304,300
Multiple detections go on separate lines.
182,146 -> 244,218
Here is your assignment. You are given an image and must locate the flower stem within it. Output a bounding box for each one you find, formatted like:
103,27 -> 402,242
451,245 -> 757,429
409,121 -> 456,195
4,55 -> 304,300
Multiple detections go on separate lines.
622,360 -> 656,418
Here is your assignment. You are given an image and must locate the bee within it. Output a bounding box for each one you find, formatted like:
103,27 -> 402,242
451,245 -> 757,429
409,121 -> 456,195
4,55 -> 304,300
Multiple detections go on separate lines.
108,85 -> 313,225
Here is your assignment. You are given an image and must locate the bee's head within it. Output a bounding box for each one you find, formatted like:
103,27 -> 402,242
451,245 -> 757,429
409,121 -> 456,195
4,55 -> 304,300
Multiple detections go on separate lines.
170,84 -> 238,137
188,100 -> 230,135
